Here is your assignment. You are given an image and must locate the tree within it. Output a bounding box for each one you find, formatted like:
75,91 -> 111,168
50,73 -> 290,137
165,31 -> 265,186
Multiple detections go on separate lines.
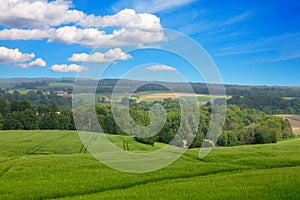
3,112 -> 23,130
10,99 -> 33,112
19,109 -> 38,130
0,98 -> 9,116
282,119 -> 293,139
217,133 -> 228,146
0,114 -> 3,130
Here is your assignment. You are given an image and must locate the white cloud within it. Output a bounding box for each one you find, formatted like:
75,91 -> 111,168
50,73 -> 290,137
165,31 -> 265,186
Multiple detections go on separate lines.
48,26 -> 164,48
0,1 -> 165,48
146,65 -> 176,71
69,48 -> 132,63
0,46 -> 35,63
29,58 -> 46,67
113,0 -> 197,13
78,9 -> 162,29
0,26 -> 164,48
0,0 -> 84,28
0,28 -> 53,40
0,1 -> 162,29
48,26 -> 111,47
19,58 -> 46,68
51,64 -> 88,72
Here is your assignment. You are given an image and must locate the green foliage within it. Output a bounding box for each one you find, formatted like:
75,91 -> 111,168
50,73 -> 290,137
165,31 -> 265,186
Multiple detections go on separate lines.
218,133 -> 229,146
0,92 -> 295,148
217,105 -> 293,146
134,135 -> 156,146
228,93 -> 300,114
0,98 -> 9,116
9,99 -> 33,112
0,90 -> 71,109
0,114 -> 3,130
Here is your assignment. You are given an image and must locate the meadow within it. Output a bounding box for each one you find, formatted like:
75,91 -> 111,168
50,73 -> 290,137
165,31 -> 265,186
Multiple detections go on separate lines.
0,130 -> 299,200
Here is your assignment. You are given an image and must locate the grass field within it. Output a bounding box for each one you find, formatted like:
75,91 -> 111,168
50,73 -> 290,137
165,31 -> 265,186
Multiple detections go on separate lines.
8,89 -> 34,94
0,130 -> 299,199
49,82 -> 74,87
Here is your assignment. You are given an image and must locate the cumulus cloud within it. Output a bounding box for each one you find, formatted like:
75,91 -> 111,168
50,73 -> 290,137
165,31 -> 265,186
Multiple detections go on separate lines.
19,58 -> 46,68
48,26 -> 164,48
68,48 -> 132,63
0,0 -> 162,30
0,28 -> 53,40
78,9 -> 162,29
48,26 -> 111,46
146,65 -> 176,71
0,0 -> 84,28
0,46 -> 35,63
29,58 -> 46,67
0,26 -> 164,47
0,1 -> 165,48
51,64 -> 88,72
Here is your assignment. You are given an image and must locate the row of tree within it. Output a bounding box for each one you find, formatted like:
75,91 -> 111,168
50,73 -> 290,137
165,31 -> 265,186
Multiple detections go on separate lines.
217,105 -> 293,146
0,99 -> 75,130
0,97 -> 294,148
74,98 -> 294,147
228,93 -> 300,114
0,90 -> 71,109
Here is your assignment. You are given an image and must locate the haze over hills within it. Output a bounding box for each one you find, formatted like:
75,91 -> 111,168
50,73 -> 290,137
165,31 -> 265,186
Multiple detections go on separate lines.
1,77 -> 300,97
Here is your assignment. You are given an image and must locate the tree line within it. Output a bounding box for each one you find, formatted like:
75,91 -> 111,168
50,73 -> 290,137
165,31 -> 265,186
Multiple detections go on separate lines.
0,99 -> 75,130
228,93 -> 300,115
74,98 -> 294,147
0,97 -> 294,147
0,89 -> 71,109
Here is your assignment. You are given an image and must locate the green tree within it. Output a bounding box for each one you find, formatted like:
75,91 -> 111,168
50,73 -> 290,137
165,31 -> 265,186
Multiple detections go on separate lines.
10,99 -> 33,112
0,114 -> 3,130
217,133 -> 228,146
3,112 -> 23,130
282,119 -> 293,139
19,109 -> 38,130
0,98 -> 9,116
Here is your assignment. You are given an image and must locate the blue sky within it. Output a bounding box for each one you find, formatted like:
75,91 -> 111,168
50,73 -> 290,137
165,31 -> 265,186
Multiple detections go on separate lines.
0,0 -> 299,86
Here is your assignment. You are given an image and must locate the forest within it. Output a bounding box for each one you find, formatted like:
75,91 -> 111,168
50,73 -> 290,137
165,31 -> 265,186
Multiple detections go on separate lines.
228,93 -> 300,114
0,95 -> 294,147
0,88 -> 71,109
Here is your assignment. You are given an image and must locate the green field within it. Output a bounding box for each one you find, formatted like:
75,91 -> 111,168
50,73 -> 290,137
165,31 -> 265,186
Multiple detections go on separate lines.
8,89 -> 34,94
0,130 -> 299,199
49,82 -> 74,87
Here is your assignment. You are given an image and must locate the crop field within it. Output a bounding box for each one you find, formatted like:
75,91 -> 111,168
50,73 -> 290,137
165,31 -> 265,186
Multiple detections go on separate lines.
49,82 -> 75,87
94,92 -> 228,104
277,115 -> 300,136
8,89 -> 34,94
0,130 -> 299,199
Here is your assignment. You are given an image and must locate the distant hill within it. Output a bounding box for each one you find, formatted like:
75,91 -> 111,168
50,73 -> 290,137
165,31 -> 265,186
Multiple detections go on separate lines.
0,78 -> 299,97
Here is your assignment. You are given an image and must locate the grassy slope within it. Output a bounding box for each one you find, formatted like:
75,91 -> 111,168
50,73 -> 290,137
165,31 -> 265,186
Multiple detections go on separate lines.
0,130 -> 299,200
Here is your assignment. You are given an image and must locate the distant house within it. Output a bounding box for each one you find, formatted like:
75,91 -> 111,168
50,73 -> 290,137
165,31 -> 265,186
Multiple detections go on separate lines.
64,94 -> 72,99
56,90 -> 67,96
42,91 -> 50,96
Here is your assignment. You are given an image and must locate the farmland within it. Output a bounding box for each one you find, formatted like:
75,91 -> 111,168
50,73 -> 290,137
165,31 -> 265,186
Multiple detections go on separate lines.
0,130 -> 299,199
277,115 -> 300,136
94,91 -> 226,104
